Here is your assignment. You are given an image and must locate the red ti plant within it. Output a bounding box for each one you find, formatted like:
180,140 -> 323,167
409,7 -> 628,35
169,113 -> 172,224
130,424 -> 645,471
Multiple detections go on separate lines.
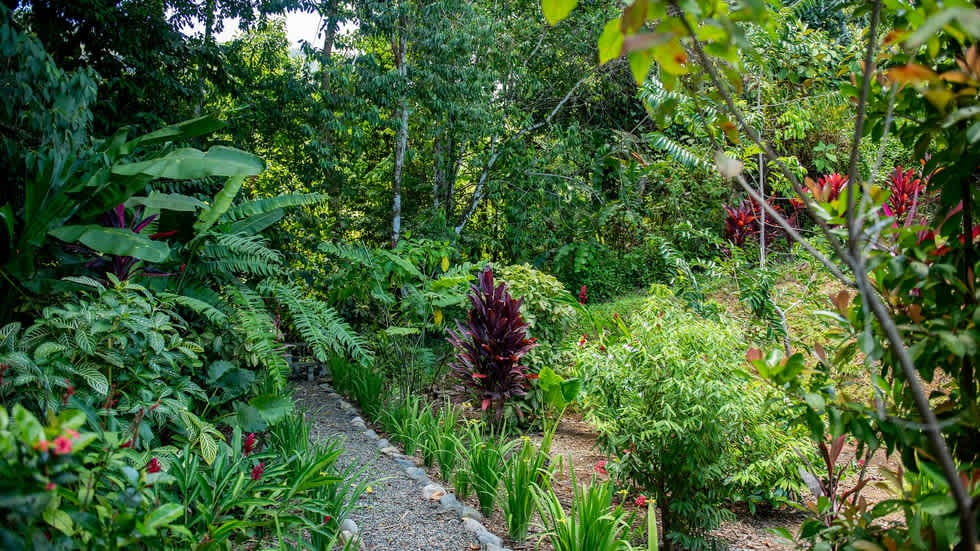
883,165 -> 927,224
805,173 -> 849,203
723,199 -> 758,246
447,265 -> 538,419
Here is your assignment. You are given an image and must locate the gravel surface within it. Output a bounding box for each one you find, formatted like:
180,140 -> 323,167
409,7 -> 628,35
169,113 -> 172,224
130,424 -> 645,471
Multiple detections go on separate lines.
293,381 -> 502,551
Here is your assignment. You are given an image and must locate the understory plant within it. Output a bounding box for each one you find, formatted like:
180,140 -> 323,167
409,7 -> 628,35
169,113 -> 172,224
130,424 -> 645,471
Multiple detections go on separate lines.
423,401 -> 463,481
502,437 -> 553,541
463,422 -> 517,517
580,293 -> 807,550
448,265 -> 538,420
533,467 -> 634,551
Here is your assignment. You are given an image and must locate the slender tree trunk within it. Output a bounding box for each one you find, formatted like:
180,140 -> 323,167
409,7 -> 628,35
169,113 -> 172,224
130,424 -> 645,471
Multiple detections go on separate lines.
319,0 -> 343,236
433,130 -> 445,210
391,16 -> 409,246
195,0 -> 216,116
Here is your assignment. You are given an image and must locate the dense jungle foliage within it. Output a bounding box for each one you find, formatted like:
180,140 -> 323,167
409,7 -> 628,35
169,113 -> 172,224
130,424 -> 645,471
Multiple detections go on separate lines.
1,0 -> 978,549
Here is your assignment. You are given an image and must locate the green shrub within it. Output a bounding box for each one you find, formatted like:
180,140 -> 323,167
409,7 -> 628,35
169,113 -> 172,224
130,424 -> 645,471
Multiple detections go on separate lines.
533,467 -> 634,551
579,293 -> 807,549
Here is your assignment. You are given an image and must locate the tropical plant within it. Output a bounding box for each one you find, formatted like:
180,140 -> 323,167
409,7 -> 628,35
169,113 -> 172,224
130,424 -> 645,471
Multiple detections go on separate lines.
502,437 -> 553,541
462,422 -> 517,518
532,466 -> 634,551
447,265 -> 538,419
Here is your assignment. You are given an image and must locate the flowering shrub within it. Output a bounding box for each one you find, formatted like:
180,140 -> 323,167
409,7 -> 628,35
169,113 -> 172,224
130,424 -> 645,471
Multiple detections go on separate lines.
448,265 -> 538,418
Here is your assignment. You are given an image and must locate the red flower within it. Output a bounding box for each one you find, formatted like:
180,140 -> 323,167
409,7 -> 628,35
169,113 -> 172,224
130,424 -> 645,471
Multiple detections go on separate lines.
52,435 -> 73,455
146,458 -> 161,473
120,439 -> 132,449
45,482 -> 56,491
33,439 -> 50,453
62,380 -> 75,406
578,285 -> 587,305
323,515 -> 332,524
244,433 -> 257,456
251,462 -> 265,481
635,495 -> 648,507
577,334 -> 587,348
594,460 -> 607,475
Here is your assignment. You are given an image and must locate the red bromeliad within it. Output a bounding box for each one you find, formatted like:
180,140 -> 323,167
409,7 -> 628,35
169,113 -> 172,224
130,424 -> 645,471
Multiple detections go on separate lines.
884,165 -> 927,223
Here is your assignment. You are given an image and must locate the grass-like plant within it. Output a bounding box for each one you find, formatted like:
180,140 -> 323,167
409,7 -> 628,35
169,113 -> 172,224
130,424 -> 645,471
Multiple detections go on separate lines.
422,401 -> 462,479
350,366 -> 384,422
380,392 -> 427,456
502,437 -> 553,541
533,467 -> 634,551
448,265 -> 537,419
463,422 -> 516,517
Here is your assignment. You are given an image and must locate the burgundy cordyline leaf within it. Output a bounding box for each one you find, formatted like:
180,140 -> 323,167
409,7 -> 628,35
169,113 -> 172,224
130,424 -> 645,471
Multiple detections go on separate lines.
448,265 -> 537,418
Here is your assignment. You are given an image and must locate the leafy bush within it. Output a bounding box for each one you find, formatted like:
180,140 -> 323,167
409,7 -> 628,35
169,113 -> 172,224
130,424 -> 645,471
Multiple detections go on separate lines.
579,293 -> 808,549
448,265 -> 538,419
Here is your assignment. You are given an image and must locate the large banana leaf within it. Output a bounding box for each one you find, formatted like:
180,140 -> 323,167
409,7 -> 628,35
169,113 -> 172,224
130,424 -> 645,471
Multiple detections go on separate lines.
112,146 -> 264,180
124,192 -> 206,212
49,225 -> 170,263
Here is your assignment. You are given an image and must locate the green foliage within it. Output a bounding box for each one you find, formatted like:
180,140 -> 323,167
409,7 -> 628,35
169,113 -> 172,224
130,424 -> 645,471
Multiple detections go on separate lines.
580,293 -> 807,549
502,437 -> 553,541
423,402 -> 464,483
461,422 -> 517,518
532,467 -> 634,551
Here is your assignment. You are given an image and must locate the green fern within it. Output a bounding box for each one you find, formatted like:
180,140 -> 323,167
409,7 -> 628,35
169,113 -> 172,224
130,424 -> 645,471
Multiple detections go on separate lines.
646,132 -> 710,170
199,233 -> 283,277
221,193 -> 325,223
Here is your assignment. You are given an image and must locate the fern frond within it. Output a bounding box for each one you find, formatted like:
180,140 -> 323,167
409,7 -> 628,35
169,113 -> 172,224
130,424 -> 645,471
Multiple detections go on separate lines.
646,132 -> 710,170
226,284 -> 289,387
318,241 -> 376,270
222,193 -> 326,222
260,280 -> 373,366
199,233 -> 283,277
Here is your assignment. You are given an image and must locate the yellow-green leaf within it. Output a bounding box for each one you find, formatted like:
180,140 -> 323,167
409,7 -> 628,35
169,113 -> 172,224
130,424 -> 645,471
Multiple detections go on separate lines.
199,432 -> 218,465
598,19 -> 625,64
628,49 -> 655,84
43,509 -> 74,536
652,38 -> 688,75
542,0 -> 578,25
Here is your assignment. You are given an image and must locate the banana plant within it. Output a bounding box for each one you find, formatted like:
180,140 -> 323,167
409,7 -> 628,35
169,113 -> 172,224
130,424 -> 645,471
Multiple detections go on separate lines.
2,115 -> 264,294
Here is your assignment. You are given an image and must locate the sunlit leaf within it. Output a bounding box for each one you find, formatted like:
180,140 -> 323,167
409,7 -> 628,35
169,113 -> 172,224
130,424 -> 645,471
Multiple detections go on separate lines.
885,63 -> 938,85
598,19 -> 625,64
541,0 -> 578,25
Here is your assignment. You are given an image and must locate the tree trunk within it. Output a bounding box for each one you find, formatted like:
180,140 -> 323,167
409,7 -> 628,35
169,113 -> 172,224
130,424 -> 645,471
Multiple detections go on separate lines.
195,0 -> 216,116
391,16 -> 409,246
319,0 -> 343,236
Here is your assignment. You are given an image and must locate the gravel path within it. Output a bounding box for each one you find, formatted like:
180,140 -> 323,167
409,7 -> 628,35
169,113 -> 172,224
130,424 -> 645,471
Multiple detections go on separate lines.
293,381 -> 509,551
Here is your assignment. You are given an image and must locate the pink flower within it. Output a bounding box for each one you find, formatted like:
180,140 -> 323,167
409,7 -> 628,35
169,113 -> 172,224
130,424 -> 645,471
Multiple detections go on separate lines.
251,462 -> 265,481
33,439 -> 50,453
635,495 -> 648,507
52,435 -> 73,455
594,460 -> 607,475
244,433 -> 257,456
45,482 -> 56,491
146,458 -> 161,473
857,459 -> 865,468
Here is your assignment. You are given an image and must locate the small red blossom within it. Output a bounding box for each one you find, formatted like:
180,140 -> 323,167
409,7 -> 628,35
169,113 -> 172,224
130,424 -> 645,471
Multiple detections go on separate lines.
52,435 -> 73,455
62,380 -> 75,406
635,495 -> 648,507
45,482 -> 56,491
599,345 -> 606,352
33,439 -> 50,453
146,457 -> 161,473
244,433 -> 257,456
594,460 -> 607,475
577,334 -> 587,348
323,515 -> 332,524
857,459 -> 865,468
120,439 -> 132,449
578,285 -> 587,305
251,462 -> 265,481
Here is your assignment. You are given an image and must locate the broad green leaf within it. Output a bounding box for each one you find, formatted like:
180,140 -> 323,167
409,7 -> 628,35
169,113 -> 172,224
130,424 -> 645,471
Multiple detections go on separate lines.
968,121 -> 980,143
125,116 -> 227,151
598,19 -> 625,64
0,203 -> 13,250
143,503 -> 183,531
199,432 -> 218,465
49,225 -> 170,263
628,49 -> 655,84
125,192 -> 205,212
917,494 -> 957,516
43,509 -> 74,536
194,175 -> 246,234
12,404 -> 44,445
112,146 -> 263,180
226,209 -> 284,235
652,38 -> 689,75
75,365 -> 109,396
249,394 -> 294,424
541,0 -> 578,25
